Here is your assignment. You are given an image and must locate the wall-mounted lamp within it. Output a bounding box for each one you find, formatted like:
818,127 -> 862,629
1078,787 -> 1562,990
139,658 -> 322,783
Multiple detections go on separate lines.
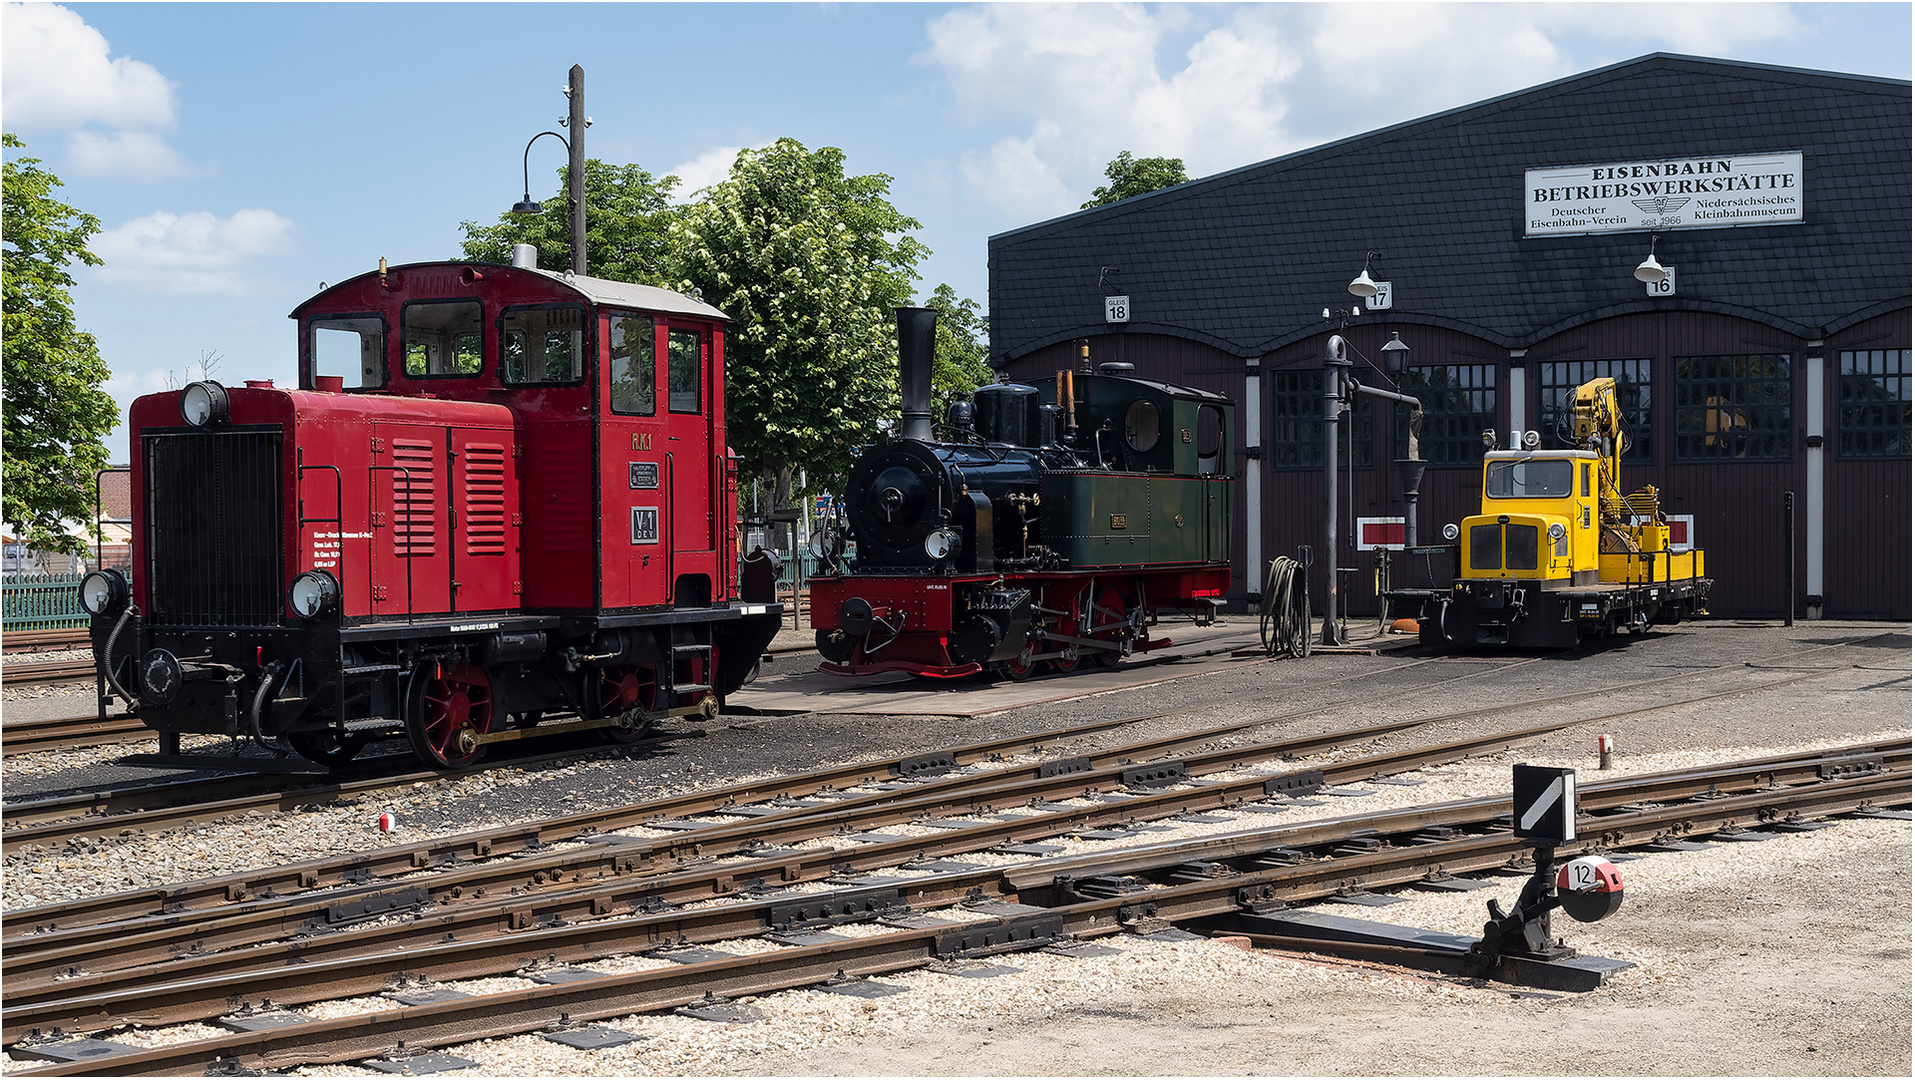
1633,234 -> 1669,283
1348,251 -> 1382,298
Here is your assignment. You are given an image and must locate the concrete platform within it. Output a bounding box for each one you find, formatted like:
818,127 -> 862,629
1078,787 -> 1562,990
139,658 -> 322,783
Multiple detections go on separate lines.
735,620 -> 1285,716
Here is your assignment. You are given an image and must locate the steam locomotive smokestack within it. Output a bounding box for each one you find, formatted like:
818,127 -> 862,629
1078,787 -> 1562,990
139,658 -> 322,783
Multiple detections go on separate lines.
897,307 -> 939,441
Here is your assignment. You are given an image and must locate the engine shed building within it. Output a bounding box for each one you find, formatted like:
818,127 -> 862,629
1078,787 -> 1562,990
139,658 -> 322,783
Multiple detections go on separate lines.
987,53 -> 1911,622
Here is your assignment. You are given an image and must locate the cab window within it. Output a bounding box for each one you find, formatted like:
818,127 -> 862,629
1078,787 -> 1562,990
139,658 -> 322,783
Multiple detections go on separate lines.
501,304 -> 586,385
310,315 -> 385,388
609,314 -> 656,415
1486,459 -> 1573,498
668,327 -> 702,413
403,300 -> 483,377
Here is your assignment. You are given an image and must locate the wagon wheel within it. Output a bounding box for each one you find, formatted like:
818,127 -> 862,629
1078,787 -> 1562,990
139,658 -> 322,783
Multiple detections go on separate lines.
287,728 -> 369,769
1049,609 -> 1083,674
405,661 -> 493,769
1090,588 -> 1130,667
596,665 -> 659,744
995,642 -> 1040,682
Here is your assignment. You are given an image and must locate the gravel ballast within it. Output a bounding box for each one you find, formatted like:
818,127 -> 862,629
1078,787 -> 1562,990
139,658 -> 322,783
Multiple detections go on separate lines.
2,620 -> 1907,1076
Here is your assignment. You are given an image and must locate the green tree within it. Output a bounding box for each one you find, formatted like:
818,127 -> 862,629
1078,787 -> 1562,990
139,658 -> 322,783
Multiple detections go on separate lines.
2,134 -> 117,556
676,138 -> 928,507
925,282 -> 993,408
458,160 -> 683,285
1082,150 -> 1189,209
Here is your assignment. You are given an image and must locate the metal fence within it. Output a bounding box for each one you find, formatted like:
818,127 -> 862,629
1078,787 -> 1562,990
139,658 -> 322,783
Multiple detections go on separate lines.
2,573 -> 87,631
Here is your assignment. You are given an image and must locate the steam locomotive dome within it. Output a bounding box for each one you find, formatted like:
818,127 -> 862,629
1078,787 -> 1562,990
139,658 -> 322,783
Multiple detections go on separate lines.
846,437 -> 1040,568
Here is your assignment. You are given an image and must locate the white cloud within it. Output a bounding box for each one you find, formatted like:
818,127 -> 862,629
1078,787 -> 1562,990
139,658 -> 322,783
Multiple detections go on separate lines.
667,145 -> 747,202
926,3 -> 1302,217
1,2 -> 176,130
92,209 -> 298,295
1,2 -> 197,182
64,130 -> 198,180
924,2 -> 1806,220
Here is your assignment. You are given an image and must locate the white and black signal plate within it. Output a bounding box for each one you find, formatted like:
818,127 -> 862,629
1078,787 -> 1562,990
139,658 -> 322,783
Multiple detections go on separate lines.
1512,764 -> 1577,843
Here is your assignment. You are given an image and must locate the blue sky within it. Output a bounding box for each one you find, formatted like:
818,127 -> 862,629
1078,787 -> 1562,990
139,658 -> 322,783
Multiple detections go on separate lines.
4,2 -> 1910,454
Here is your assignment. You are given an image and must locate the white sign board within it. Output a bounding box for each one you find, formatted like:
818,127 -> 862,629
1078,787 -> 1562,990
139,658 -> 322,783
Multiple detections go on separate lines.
1364,281 -> 1393,310
1104,295 -> 1130,323
1525,152 -> 1802,236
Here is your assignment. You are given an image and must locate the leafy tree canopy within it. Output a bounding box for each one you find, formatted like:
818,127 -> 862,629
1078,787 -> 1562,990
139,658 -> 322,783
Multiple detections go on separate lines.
2,133 -> 117,554
1082,150 -> 1189,209
458,160 -> 682,286
675,138 -> 928,497
925,282 -> 992,409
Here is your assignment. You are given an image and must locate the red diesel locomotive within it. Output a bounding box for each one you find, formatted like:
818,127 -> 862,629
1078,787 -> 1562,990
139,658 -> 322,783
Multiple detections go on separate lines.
81,255 -> 783,769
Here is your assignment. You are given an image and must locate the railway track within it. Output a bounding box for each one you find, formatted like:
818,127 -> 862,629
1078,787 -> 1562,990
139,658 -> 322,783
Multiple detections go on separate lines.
0,713 -> 148,757
3,738 -> 1904,1074
1,629 -> 89,654
2,631 -> 1872,862
0,658 -> 96,688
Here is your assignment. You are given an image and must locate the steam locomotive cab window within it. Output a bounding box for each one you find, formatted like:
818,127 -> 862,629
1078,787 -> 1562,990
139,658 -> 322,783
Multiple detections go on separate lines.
1196,404 -> 1226,474
668,328 -> 702,413
1124,399 -> 1160,452
609,314 -> 656,415
501,304 -> 586,385
403,300 -> 483,377
310,315 -> 385,389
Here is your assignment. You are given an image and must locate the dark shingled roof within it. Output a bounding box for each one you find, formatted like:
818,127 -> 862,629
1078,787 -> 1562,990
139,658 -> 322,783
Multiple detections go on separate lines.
987,54 -> 1912,363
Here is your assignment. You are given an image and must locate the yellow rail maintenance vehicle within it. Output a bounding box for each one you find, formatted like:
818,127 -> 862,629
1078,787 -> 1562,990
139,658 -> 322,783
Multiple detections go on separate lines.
1409,377 -> 1710,648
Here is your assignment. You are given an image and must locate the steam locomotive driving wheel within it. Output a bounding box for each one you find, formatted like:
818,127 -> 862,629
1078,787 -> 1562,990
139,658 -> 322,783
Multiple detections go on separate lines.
595,665 -> 660,744
1091,588 -> 1131,667
406,661 -> 495,769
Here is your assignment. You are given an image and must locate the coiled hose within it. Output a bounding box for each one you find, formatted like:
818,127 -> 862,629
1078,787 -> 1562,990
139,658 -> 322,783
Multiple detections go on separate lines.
1258,556 -> 1311,659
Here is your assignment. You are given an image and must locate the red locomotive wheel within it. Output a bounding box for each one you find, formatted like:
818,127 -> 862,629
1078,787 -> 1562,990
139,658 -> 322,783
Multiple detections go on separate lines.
597,665 -> 660,744
406,661 -> 494,769
997,646 -> 1040,681
1091,589 -> 1130,667
1050,610 -> 1083,673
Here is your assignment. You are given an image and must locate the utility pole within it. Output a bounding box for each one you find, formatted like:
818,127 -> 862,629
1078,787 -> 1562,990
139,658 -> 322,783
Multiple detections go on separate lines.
567,64 -> 587,276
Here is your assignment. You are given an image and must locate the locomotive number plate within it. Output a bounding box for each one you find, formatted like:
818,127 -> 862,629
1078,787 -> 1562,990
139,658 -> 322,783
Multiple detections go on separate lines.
629,461 -> 660,489
631,507 -> 660,544
1110,514 -> 1127,530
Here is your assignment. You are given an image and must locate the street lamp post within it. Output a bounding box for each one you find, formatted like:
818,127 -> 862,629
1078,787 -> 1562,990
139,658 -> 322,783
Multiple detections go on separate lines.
511,64 -> 589,276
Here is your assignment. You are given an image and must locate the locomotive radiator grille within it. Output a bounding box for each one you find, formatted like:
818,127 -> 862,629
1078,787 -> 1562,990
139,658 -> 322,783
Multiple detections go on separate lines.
392,439 -> 438,558
463,443 -> 507,556
144,429 -> 284,627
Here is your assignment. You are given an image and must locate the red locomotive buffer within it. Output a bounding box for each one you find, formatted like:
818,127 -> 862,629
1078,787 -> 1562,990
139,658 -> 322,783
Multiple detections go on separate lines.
82,257 -> 783,769
810,311 -> 1235,680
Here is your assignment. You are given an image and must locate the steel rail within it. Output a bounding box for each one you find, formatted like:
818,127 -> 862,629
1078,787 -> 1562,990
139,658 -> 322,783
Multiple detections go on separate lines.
7,768 -> 1905,1074
0,652 -> 1478,843
1,650 -> 1542,910
1,714 -> 149,757
0,662 -> 1847,959
1,629 -> 89,653
0,660 -> 96,688
0,708 -> 1469,967
5,740 -> 1901,1031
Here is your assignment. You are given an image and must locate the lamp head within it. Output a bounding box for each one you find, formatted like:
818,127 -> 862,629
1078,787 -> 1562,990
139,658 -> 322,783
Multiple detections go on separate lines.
512,198 -> 543,215
1347,268 -> 1379,298
1633,234 -> 1667,283
1380,332 -> 1410,376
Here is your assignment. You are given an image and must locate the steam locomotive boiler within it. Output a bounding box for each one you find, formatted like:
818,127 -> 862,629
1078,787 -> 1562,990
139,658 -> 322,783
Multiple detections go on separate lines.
809,310 -> 1236,679
81,255 -> 784,770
